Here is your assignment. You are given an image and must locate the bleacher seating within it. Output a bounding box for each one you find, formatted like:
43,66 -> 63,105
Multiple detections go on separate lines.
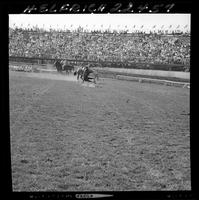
9,27 -> 190,68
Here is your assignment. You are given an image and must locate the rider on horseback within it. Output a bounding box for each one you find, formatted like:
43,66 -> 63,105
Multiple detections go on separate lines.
74,64 -> 98,83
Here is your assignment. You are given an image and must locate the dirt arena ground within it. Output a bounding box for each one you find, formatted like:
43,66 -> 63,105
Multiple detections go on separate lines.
9,71 -> 190,191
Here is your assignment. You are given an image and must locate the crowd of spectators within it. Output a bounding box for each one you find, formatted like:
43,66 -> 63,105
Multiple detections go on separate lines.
9,26 -> 190,66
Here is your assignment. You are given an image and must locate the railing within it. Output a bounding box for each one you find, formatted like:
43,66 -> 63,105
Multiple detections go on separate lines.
9,56 -> 189,72
10,28 -> 190,38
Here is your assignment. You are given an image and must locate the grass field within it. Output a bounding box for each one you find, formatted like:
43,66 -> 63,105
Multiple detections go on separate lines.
9,71 -> 190,191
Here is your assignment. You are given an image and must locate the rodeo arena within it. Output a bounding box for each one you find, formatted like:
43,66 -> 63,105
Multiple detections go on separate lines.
9,14 -> 190,192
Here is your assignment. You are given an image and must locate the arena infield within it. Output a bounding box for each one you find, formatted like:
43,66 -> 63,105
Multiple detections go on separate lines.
9,71 -> 190,191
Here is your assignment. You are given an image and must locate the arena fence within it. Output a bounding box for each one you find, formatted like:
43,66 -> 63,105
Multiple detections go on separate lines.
116,75 -> 190,88
9,56 -> 189,72
96,67 -> 190,80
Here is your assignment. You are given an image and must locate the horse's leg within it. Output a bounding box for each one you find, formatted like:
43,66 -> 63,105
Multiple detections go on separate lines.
87,77 -> 93,83
78,72 -> 80,80
82,75 -> 85,83
93,77 -> 96,84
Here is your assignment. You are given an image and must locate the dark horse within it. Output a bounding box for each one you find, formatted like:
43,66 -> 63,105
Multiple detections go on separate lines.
82,67 -> 99,84
61,60 -> 74,74
54,59 -> 74,74
62,64 -> 75,74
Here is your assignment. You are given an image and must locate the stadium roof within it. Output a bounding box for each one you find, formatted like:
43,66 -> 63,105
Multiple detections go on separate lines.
9,14 -> 190,33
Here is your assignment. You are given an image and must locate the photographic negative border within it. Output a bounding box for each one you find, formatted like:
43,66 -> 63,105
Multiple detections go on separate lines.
1,0 -> 196,200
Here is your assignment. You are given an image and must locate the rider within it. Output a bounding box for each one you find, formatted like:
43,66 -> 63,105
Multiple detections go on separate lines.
83,65 -> 93,82
54,57 -> 62,72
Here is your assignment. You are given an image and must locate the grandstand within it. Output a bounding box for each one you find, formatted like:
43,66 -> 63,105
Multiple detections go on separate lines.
9,26 -> 190,71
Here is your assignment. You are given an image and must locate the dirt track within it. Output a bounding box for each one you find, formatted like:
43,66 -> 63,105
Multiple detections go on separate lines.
9,71 -> 190,191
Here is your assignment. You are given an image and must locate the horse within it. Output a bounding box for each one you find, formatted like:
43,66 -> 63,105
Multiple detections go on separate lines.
54,60 -> 74,74
63,64 -> 75,74
82,67 -> 99,84
62,60 -> 75,74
